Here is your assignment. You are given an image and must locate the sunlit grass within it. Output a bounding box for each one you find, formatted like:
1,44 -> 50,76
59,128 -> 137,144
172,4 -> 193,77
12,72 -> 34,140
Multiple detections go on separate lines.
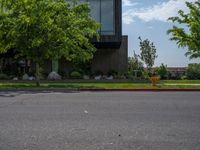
0,82 -> 200,89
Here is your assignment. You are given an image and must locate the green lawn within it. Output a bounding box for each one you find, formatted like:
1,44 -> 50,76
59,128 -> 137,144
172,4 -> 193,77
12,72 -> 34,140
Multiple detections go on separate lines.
1,79 -> 200,84
0,82 -> 200,89
160,80 -> 200,84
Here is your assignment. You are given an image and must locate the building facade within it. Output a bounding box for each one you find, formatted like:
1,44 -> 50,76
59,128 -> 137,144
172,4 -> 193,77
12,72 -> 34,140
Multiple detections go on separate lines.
58,0 -> 128,74
0,0 -> 128,77
89,0 -> 128,73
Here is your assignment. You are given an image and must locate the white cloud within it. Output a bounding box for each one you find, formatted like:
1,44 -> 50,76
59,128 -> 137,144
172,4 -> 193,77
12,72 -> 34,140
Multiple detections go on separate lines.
122,0 -> 196,24
122,0 -> 137,7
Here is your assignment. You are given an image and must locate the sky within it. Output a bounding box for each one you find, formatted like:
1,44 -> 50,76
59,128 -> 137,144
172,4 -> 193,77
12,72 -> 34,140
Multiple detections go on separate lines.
122,0 -> 200,67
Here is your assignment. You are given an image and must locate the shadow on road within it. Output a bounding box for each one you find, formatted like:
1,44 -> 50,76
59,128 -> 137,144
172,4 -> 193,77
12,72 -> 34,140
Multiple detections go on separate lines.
0,90 -> 80,98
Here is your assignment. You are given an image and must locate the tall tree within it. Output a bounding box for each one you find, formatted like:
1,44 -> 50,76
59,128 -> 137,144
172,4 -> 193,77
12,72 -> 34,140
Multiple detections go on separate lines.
128,51 -> 144,78
0,0 -> 100,86
167,0 -> 200,59
139,37 -> 157,76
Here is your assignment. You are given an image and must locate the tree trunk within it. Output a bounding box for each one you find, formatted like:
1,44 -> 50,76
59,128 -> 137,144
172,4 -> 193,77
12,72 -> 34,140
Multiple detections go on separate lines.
147,67 -> 152,77
35,62 -> 40,87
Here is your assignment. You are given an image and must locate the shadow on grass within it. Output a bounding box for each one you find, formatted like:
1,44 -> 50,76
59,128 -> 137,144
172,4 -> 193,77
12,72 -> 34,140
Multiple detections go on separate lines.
0,79 -> 151,84
47,84 -> 98,89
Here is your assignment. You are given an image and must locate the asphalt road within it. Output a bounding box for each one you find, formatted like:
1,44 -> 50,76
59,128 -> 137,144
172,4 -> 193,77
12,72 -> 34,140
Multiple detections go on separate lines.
0,91 -> 200,150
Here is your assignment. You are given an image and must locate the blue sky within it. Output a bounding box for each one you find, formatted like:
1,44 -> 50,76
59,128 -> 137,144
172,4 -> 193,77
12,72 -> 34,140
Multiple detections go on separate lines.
122,0 -> 200,67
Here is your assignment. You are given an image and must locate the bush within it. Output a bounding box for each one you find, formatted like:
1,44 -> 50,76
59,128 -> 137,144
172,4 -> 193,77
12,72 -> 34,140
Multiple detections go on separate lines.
58,71 -> 66,78
128,56 -> 144,79
115,73 -> 126,79
181,75 -> 187,80
141,70 -> 149,80
70,71 -> 82,79
186,63 -> 200,79
156,64 -> 169,79
0,73 -> 9,80
107,69 -> 117,76
172,71 -> 182,80
94,70 -> 104,76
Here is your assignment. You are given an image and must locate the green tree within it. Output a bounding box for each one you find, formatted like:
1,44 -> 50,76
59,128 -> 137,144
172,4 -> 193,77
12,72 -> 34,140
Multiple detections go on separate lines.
138,37 -> 157,76
128,51 -> 144,78
167,0 -> 200,59
186,63 -> 200,79
0,0 -> 100,86
156,64 -> 169,79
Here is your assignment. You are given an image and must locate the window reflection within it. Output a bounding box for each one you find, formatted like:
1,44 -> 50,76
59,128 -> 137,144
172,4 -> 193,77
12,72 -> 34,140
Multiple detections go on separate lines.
68,0 -> 115,35
88,0 -> 115,35
100,0 -> 114,35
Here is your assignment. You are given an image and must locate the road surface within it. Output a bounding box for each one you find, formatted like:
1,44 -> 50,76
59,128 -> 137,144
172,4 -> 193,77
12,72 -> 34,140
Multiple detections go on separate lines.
0,91 -> 200,150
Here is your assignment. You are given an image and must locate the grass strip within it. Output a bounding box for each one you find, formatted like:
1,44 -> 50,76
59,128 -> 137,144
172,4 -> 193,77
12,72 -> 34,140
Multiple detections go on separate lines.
0,83 -> 200,89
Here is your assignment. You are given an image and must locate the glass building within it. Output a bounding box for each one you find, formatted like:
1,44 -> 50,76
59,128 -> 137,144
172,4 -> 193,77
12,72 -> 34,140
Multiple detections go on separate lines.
65,0 -> 127,73
89,0 -> 122,49
89,0 -> 115,35
69,0 -> 122,48
59,0 -> 127,74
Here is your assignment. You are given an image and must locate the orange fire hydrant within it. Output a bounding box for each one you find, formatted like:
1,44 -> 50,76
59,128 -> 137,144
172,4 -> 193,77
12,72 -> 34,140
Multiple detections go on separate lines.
150,76 -> 159,86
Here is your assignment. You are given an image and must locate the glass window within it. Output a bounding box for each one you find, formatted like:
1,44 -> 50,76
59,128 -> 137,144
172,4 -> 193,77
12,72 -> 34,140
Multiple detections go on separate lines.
88,0 -> 100,23
101,0 -> 114,35
69,0 -> 115,35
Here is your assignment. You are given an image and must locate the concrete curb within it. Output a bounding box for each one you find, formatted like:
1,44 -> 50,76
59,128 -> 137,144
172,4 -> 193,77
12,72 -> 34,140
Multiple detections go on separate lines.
79,88 -> 200,92
0,88 -> 200,92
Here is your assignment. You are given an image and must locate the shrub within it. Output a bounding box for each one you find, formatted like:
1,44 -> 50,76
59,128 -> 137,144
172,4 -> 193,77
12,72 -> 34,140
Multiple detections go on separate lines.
107,69 -> 117,76
141,70 -> 149,80
94,70 -> 104,76
156,64 -> 169,79
128,54 -> 144,79
115,73 -> 126,79
0,73 -> 9,80
186,63 -> 200,79
58,71 -> 66,79
70,71 -> 82,79
181,75 -> 187,80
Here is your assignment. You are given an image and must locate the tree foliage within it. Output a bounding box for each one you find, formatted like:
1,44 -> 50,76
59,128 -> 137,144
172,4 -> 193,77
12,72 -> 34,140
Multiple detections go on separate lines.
128,51 -> 144,77
139,37 -> 157,75
186,63 -> 200,79
167,0 -> 200,59
0,0 -> 100,61
0,0 -> 100,85
156,64 -> 169,79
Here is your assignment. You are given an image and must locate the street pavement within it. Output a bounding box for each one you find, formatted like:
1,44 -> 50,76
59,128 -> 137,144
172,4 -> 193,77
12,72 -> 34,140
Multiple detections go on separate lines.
0,91 -> 200,150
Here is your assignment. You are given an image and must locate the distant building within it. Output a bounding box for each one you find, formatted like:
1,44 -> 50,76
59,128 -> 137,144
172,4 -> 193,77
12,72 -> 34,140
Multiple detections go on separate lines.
151,67 -> 186,78
166,67 -> 186,77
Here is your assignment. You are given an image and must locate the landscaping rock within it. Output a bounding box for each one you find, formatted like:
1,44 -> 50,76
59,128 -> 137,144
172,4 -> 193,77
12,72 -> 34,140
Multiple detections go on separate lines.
28,76 -> 36,81
102,75 -> 107,79
48,72 -> 61,80
94,75 -> 102,80
13,77 -> 18,81
106,76 -> 113,80
83,75 -> 90,80
22,74 -> 29,80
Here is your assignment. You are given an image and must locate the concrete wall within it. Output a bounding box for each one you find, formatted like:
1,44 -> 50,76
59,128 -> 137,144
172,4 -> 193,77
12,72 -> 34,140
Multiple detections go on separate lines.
91,35 -> 128,73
